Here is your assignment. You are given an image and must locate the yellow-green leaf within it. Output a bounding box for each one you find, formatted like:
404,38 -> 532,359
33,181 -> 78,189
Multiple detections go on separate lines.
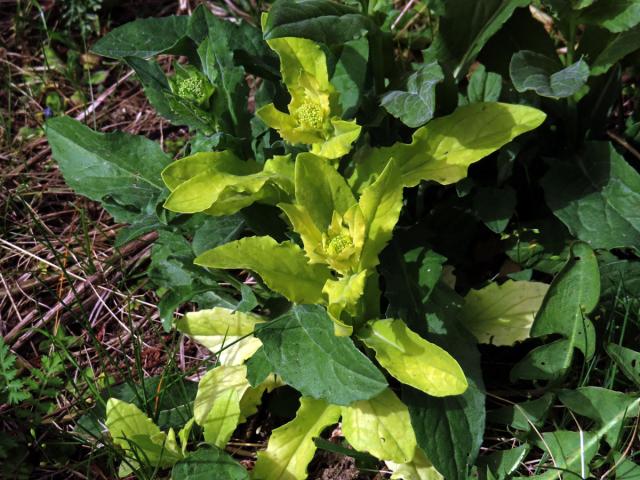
460,280 -> 549,346
252,397 -> 341,480
202,388 -> 241,448
267,37 -> 331,94
193,365 -> 250,425
341,388 -> 417,463
175,308 -> 265,365
163,152 -> 293,215
358,158 -> 404,270
350,102 -> 546,191
195,236 -> 332,304
322,270 -> 368,336
105,398 -> 183,471
294,153 -> 356,231
310,118 -> 362,159
359,319 -> 468,397
386,446 -> 443,480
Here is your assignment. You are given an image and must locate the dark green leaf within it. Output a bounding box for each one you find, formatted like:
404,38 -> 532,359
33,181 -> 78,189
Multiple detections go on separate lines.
188,6 -> 278,79
542,142 -> 640,250
512,242 -> 600,381
45,116 -> 170,223
510,50 -> 590,98
477,445 -> 528,480
579,0 -> 640,33
197,31 -> 250,138
125,57 -> 215,132
428,0 -> 530,79
468,64 -> 502,103
587,26 -> 640,75
533,430 -> 599,479
264,0 -> 375,46
472,186 -> 516,233
92,16 -> 190,59
191,215 -> 245,256
606,344 -> 640,387
255,305 -> 387,406
245,347 -> 272,387
171,446 -> 249,480
331,36 -> 369,117
381,62 -> 444,128
487,393 -> 555,432
559,387 -> 640,448
381,243 -> 485,480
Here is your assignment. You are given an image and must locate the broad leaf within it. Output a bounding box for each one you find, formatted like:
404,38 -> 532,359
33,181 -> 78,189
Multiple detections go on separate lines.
341,388 -> 417,463
350,102 -> 546,191
510,50 -> 590,98
381,62 -> 444,128
195,236 -> 332,304
202,389 -> 241,448
192,365 -> 250,425
533,430 -> 599,479
331,36 -> 369,116
92,16 -> 189,58
542,141 -> 640,250
586,26 -> 640,75
512,242 -> 600,381
558,387 -> 640,448
460,280 -> 549,346
171,446 -> 249,480
487,393 -> 555,432
294,153 -> 356,231
263,0 -> 377,46
245,347 -> 273,387
45,116 -> 171,223
382,244 -> 485,480
606,344 -> 640,387
358,158 -> 404,270
472,186 -> 516,233
175,308 -> 264,366
579,0 -> 640,33
476,445 -> 528,480
467,64 -> 502,103
252,397 -> 341,480
197,27 -> 251,138
359,319 -> 467,397
106,398 -> 183,472
386,447 -> 443,480
428,0 -> 530,79
256,305 -> 387,405
125,57 -> 218,133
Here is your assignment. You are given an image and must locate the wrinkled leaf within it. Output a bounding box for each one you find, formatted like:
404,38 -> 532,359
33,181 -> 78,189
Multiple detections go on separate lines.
256,305 -> 387,405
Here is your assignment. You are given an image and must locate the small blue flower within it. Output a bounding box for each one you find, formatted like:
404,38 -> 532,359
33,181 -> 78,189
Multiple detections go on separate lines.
43,107 -> 53,118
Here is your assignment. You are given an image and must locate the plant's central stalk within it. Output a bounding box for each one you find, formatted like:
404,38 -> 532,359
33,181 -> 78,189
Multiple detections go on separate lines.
178,77 -> 204,98
295,101 -> 324,129
326,233 -> 353,257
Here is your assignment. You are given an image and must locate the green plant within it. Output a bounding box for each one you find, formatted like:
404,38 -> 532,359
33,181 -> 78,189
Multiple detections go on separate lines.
44,0 -> 640,478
